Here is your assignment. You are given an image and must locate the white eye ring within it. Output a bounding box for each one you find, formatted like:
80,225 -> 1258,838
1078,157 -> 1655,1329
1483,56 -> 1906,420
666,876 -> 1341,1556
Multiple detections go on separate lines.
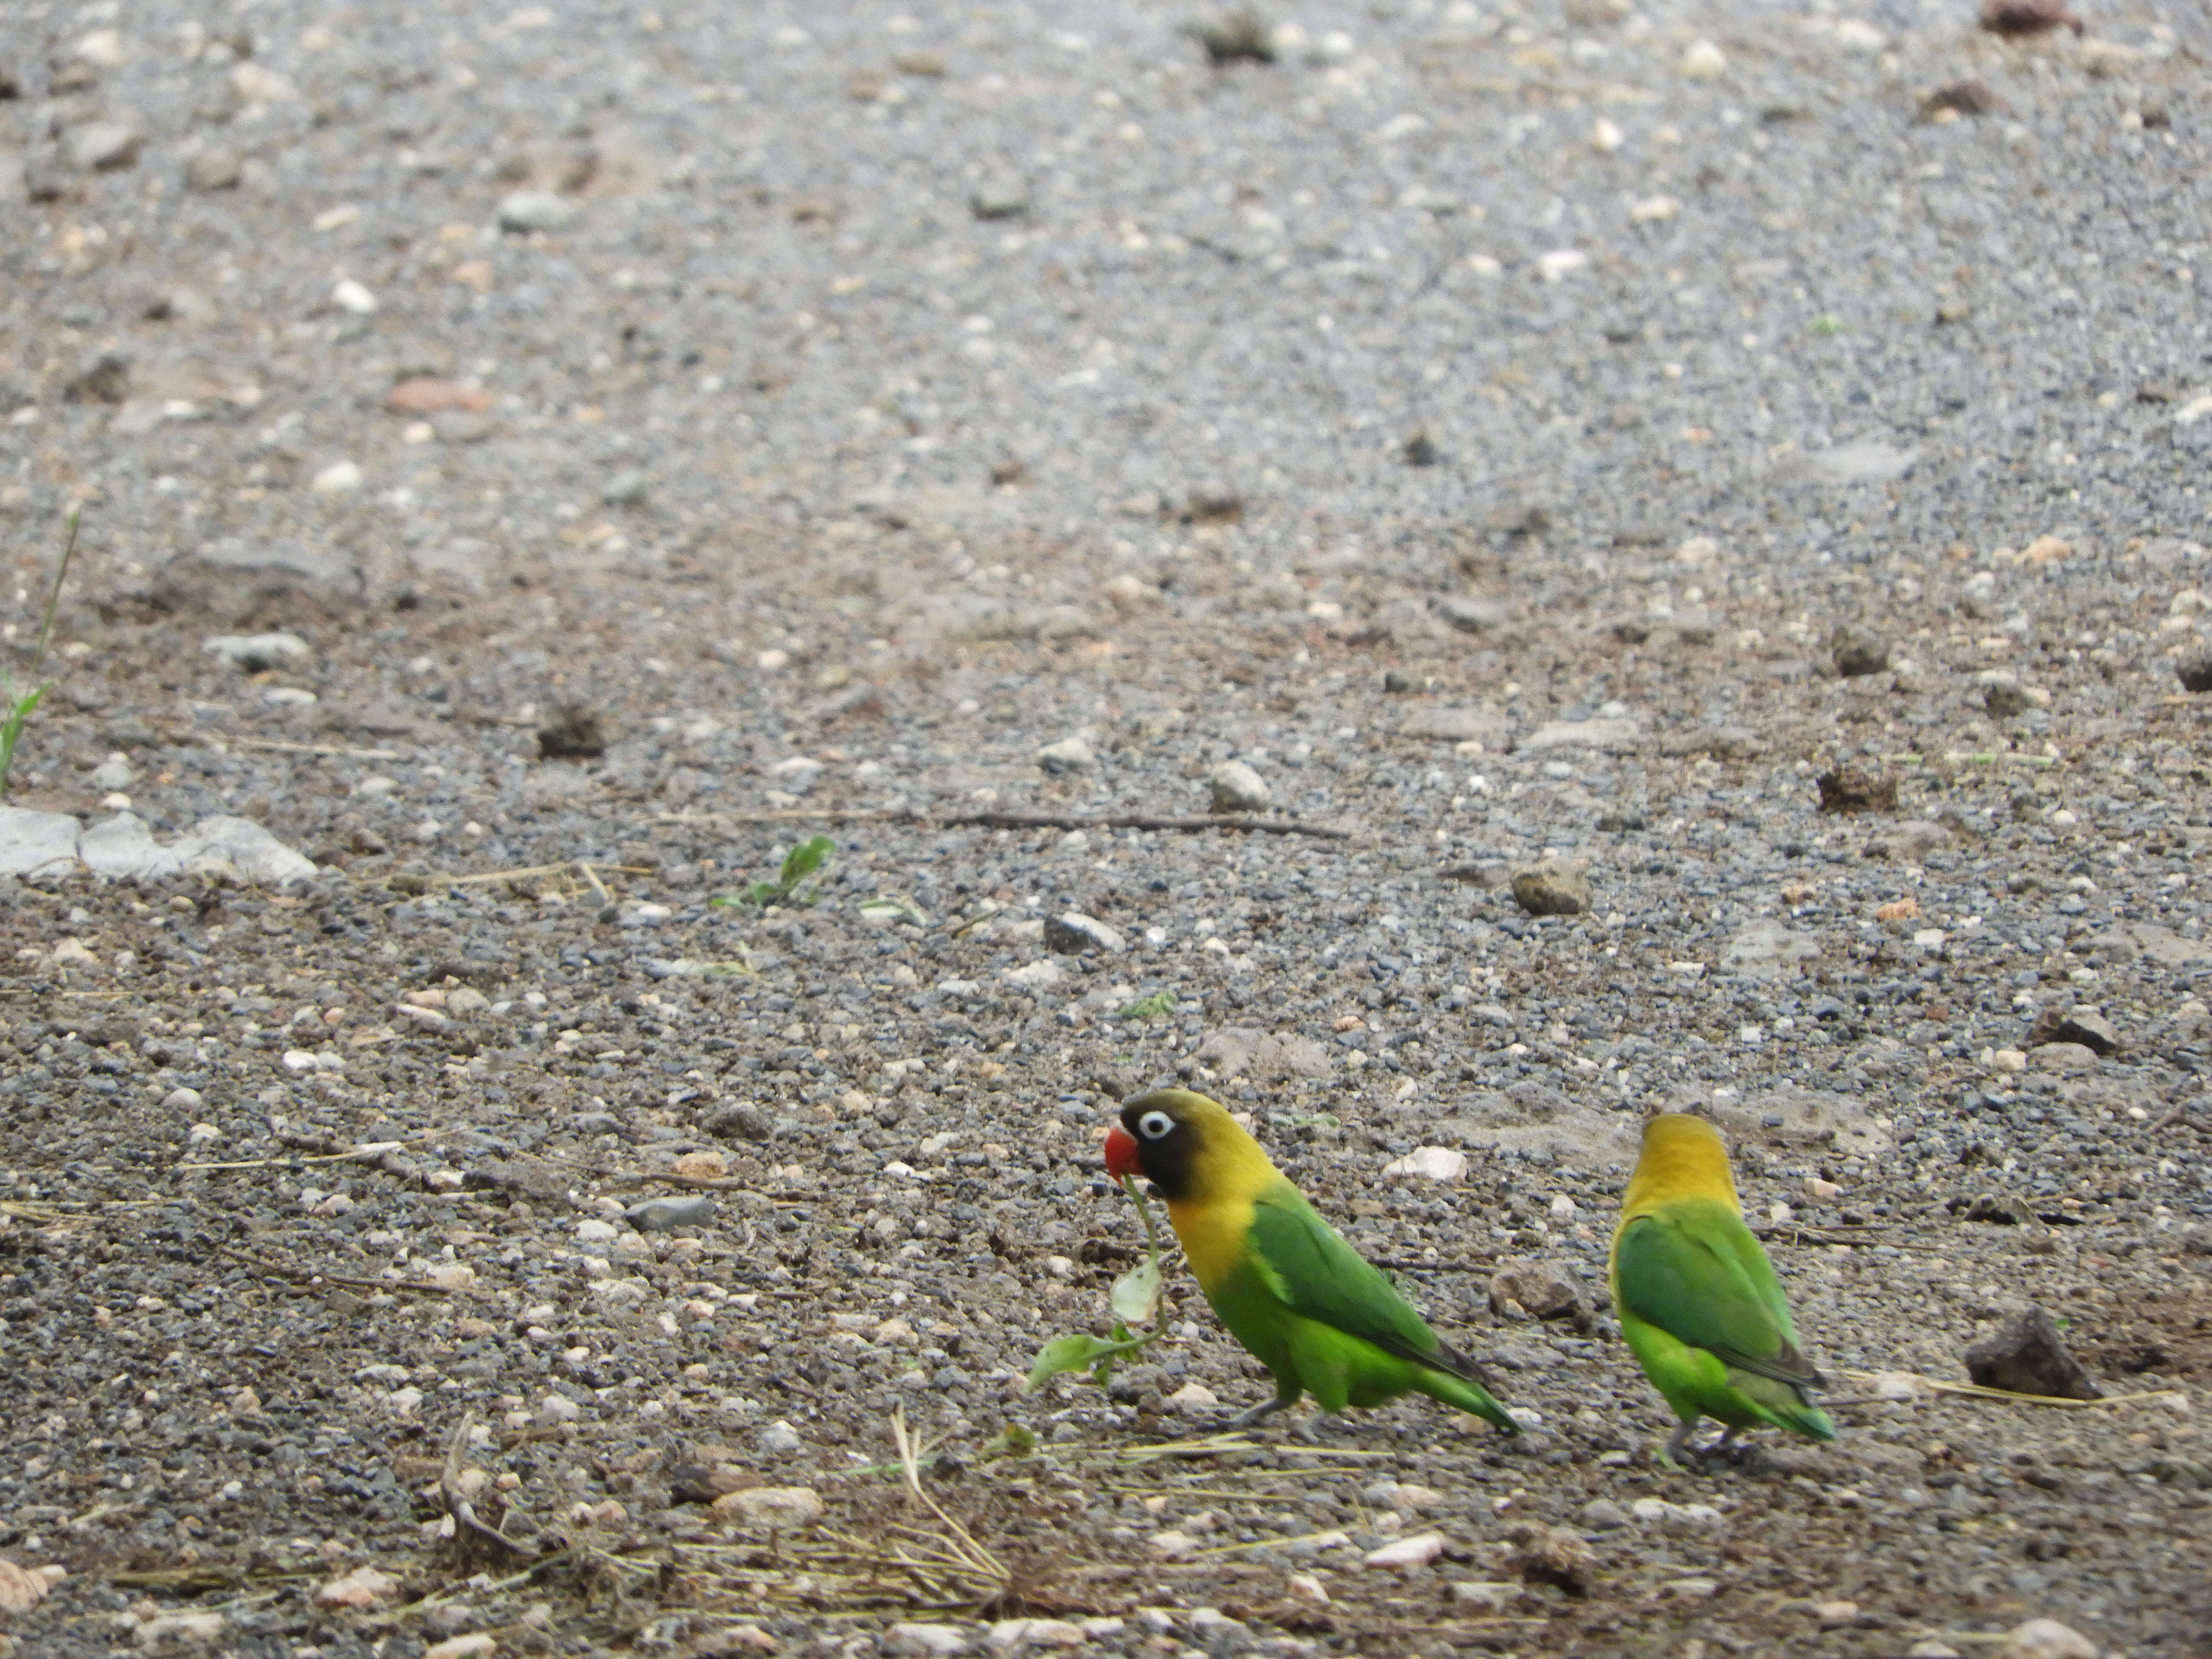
1137,1111 -> 1173,1140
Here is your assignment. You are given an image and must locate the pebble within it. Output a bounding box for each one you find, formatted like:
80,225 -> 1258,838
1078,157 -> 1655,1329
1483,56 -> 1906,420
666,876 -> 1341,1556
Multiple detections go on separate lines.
888,1626 -> 972,1659
311,460 -> 365,494
757,1420 -> 803,1455
1580,1498 -> 1630,1531
63,121 -> 140,172
1033,736 -> 1094,774
1814,1600 -> 1861,1629
1208,759 -> 1271,813
1488,1259 -> 1582,1320
332,279 -> 378,315
1043,911 -> 1125,954
1383,1146 -> 1467,1182
185,148 -> 244,191
1831,623 -> 1889,678
498,190 -> 579,233
1285,1574 -> 1329,1604
1362,1531 -> 1447,1569
1509,862 -> 1592,917
712,1486 -> 824,1528
313,1566 -> 399,1610
89,756 -> 136,792
626,1195 -> 715,1232
603,469 -> 649,507
1965,1307 -> 2102,1400
1679,39 -> 1728,78
970,176 -> 1030,220
985,1620 -> 1085,1650
1998,1618 -> 2099,1659
538,1394 -> 582,1425
1630,1497 -> 1725,1533
2173,643 -> 2212,693
1163,1381 -> 1218,1411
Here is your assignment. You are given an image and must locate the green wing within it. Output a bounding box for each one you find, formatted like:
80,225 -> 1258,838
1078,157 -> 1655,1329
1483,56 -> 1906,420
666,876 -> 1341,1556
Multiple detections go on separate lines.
1243,1185 -> 1447,1368
1614,1199 -> 1820,1387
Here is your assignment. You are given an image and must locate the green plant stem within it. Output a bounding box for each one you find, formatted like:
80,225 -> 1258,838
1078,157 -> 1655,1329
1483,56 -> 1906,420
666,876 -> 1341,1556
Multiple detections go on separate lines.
28,507 -> 80,684
1122,1173 -> 1165,1269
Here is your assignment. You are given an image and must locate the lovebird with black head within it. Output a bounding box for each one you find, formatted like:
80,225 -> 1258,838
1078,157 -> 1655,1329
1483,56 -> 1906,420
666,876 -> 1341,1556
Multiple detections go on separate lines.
1103,1088 -> 1518,1433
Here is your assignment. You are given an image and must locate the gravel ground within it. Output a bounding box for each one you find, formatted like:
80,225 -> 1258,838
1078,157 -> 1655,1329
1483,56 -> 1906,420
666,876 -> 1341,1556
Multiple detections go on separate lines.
3,0 -> 2212,1654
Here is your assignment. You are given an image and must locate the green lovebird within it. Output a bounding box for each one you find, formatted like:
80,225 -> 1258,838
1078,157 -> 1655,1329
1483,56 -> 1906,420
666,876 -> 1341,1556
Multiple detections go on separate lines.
1103,1089 -> 1518,1434
1610,1112 -> 1837,1464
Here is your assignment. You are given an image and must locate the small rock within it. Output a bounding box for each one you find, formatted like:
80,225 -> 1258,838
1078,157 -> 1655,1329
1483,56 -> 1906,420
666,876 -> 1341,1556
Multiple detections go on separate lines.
1488,1260 -> 1584,1323
1980,0 -> 2083,38
1286,1573 -> 1330,1604
1383,1147 -> 1467,1182
185,148 -> 244,191
2041,1008 -> 2118,1055
538,704 -> 607,760
1831,623 -> 1889,678
602,469 -> 649,507
712,1486 -> 824,1529
538,1394 -> 582,1425
311,1575 -> 398,1610
970,175 -> 1029,220
1505,1523 -> 1594,1595
332,278 -> 378,315
1383,669 -> 1420,693
1004,959 -> 1064,990
1631,1497 -> 1725,1533
888,1626 -> 972,1659
1816,765 -> 1897,814
1964,1306 -> 2102,1400
1450,1581 -> 1522,1611
1679,38 -> 1727,78
422,1636 -> 499,1659
311,460 -> 364,494
1044,912 -> 1125,955
1362,1531 -> 1447,1569
1034,736 -> 1094,774
1164,1381 -> 1219,1412
0,1560 -> 67,1614
63,350 -> 131,404
89,755 -> 136,792
1814,1600 -> 1861,1629
1208,759 -> 1271,813
204,631 -> 311,671
498,190 -> 579,232
1403,431 -> 1441,466
1580,1499 -> 1630,1531
627,1195 -> 715,1232
757,1420 -> 803,1455
2173,643 -> 2212,693
704,1103 -> 774,1143
1438,595 -> 1509,634
1192,9 -> 1276,64
63,121 -> 140,171
1509,862 -> 1591,917
1997,1620 -> 2098,1659
1978,671 -> 2046,717
1924,79 -> 2008,118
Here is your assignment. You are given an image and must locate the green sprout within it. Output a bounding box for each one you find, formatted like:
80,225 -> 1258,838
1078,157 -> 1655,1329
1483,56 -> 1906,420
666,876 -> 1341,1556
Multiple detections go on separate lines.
712,835 -> 835,908
0,506 -> 80,801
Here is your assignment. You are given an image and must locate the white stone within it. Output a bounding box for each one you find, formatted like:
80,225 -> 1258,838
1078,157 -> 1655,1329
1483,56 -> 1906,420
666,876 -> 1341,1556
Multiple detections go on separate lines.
0,807 -> 86,877
1589,117 -> 1624,153
1679,39 -> 1727,78
887,1626 -> 972,1658
311,460 -> 364,493
1208,759 -> 1272,813
332,279 -> 378,314
1164,1381 -> 1219,1412
499,190 -> 579,232
204,631 -> 313,669
1536,249 -> 1589,281
1362,1531 -> 1447,1569
1998,1619 -> 2099,1659
1004,960 -> 1065,990
713,1486 -> 824,1528
1382,1146 -> 1467,1182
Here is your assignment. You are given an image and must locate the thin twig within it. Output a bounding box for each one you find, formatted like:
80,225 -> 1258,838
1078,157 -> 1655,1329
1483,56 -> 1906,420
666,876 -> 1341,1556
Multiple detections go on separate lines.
577,861 -> 610,903
442,1412 -> 538,1556
944,809 -> 1353,840
651,807 -> 1354,840
1842,1368 -> 2189,1410
229,737 -> 406,760
217,1242 -> 456,1298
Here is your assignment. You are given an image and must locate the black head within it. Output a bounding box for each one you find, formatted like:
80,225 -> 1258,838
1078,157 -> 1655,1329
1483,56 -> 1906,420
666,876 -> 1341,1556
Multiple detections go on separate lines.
1113,1089 -> 1219,1202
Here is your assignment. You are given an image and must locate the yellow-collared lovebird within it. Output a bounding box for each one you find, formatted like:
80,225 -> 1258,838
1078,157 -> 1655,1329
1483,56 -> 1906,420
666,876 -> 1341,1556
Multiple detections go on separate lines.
1102,1089 -> 1517,1434
1610,1112 -> 1836,1465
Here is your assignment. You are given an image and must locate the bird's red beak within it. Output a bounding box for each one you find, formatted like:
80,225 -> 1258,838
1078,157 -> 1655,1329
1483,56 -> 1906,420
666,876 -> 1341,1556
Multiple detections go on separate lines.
1103,1125 -> 1142,1181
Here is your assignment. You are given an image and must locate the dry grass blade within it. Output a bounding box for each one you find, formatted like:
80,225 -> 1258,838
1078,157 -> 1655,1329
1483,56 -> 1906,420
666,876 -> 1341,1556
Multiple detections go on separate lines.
889,1405 -> 1012,1600
1843,1369 -> 2191,1410
442,1413 -> 537,1556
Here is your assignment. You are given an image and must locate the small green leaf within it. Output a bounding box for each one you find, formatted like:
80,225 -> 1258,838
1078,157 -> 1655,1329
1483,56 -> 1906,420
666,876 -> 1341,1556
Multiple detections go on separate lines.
860,893 -> 930,926
1118,990 -> 1175,1021
781,835 -> 835,886
984,1423 -> 1039,1458
1810,314 -> 1842,336
1025,1334 -> 1128,1392
1110,1258 -> 1162,1324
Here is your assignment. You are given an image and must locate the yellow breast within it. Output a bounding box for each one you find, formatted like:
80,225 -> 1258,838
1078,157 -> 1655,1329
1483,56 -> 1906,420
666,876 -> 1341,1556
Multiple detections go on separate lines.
1167,1193 -> 1256,1294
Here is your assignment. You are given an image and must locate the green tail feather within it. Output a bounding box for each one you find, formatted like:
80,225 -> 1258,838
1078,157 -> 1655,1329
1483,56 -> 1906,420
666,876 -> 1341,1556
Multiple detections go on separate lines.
1732,1369 -> 1836,1442
1412,1365 -> 1521,1434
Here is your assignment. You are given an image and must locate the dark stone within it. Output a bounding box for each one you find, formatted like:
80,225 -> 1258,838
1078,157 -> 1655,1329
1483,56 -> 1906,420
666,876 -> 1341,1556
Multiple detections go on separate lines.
2174,644 -> 2212,693
704,1102 -> 774,1143
1816,765 -> 1897,813
1964,1306 -> 2102,1400
537,703 -> 608,760
1830,623 -> 1890,678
